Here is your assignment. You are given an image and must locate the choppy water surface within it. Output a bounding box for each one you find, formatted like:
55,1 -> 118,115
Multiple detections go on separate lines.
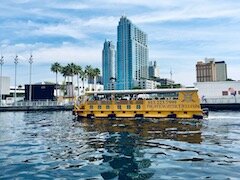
0,111 -> 240,179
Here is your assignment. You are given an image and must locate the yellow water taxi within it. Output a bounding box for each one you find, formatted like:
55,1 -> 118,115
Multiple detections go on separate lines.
73,88 -> 204,119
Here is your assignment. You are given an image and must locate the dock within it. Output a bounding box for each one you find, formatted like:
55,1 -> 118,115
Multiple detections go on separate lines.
201,103 -> 240,111
0,101 -> 73,112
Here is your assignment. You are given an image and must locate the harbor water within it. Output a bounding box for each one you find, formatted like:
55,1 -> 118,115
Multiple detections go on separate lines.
0,111 -> 240,179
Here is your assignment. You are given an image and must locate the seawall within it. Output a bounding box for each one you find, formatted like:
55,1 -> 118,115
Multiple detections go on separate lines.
0,105 -> 73,112
201,103 -> 240,111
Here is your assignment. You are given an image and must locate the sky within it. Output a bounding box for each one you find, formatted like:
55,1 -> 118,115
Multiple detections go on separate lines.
0,0 -> 240,86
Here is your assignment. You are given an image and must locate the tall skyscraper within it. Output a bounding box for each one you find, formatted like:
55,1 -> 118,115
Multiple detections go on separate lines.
149,61 -> 160,79
102,40 -> 116,90
116,16 -> 148,90
196,58 -> 227,82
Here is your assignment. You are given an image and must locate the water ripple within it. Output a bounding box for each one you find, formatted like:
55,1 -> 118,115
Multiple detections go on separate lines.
0,111 -> 240,179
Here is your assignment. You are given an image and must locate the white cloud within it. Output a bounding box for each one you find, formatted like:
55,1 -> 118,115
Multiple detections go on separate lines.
35,45 -> 102,65
2,43 -> 102,66
53,2 -> 89,10
1,0 -> 240,85
34,23 -> 88,40
131,4 -> 240,24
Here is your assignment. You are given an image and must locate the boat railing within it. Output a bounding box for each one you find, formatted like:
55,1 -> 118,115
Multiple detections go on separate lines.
85,99 -> 145,105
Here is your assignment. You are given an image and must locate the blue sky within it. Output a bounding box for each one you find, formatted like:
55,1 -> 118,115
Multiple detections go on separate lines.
1,0 -> 240,86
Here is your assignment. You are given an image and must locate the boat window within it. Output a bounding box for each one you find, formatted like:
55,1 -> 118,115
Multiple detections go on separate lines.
136,105 -> 141,109
127,105 -> 131,109
153,92 -> 178,100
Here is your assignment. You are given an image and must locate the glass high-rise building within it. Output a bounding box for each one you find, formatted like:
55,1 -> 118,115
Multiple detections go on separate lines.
102,40 -> 116,90
116,16 -> 149,90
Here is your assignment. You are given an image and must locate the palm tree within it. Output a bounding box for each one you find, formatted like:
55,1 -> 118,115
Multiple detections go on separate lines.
68,63 -> 76,98
74,65 -> 82,96
51,62 -> 62,99
60,65 -> 71,97
79,68 -> 87,93
93,68 -> 100,91
85,65 -> 94,91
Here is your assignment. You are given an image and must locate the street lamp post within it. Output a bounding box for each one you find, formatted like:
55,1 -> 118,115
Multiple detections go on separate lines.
14,55 -> 18,106
0,55 -> 4,106
29,54 -> 33,102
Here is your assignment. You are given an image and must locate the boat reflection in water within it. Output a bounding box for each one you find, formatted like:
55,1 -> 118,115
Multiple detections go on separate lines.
75,118 -> 202,179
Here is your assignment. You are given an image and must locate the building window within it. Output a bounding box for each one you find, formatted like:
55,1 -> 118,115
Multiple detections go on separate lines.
222,91 -> 228,96
238,91 -> 240,95
98,105 -> 102,109
106,105 -> 110,109
117,105 -> 121,109
90,105 -> 93,109
136,105 -> 141,109
127,105 -> 131,109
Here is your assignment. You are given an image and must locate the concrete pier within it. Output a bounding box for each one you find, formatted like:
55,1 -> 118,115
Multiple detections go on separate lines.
0,105 -> 73,112
201,103 -> 240,111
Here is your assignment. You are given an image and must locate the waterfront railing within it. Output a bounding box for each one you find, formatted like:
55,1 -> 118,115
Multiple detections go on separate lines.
201,97 -> 240,104
1,100 -> 74,107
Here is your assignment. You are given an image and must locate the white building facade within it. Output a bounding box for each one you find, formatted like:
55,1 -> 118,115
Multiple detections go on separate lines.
134,79 -> 160,89
195,81 -> 240,104
0,76 -> 10,95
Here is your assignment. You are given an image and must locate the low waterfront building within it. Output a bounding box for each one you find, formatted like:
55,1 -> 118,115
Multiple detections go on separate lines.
87,83 -> 104,92
195,81 -> 240,103
133,79 -> 160,89
0,76 -> 10,105
156,78 -> 175,86
0,76 -> 10,96
25,82 -> 55,101
3,85 -> 25,105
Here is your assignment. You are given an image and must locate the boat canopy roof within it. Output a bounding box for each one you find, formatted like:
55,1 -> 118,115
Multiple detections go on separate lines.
85,88 -> 198,95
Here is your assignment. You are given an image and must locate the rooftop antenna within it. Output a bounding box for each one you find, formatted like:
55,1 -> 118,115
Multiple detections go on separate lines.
122,11 -> 126,17
170,67 -> 173,80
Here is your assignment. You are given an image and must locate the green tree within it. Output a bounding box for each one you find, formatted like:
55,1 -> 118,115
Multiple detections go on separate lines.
74,65 -> 82,96
60,65 -> 71,97
93,68 -> 100,91
51,62 -> 62,98
85,65 -> 94,90
79,68 -> 87,93
68,63 -> 77,97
